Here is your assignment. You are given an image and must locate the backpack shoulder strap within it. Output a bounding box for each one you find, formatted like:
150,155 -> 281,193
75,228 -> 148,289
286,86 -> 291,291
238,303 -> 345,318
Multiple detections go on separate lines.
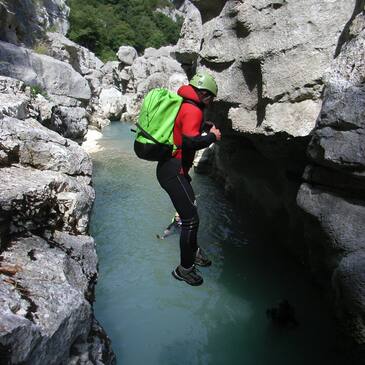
182,98 -> 204,110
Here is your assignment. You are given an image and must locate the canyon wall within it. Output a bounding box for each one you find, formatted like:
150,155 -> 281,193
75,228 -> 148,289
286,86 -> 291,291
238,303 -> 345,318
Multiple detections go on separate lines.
0,1 -> 116,363
177,0 -> 364,360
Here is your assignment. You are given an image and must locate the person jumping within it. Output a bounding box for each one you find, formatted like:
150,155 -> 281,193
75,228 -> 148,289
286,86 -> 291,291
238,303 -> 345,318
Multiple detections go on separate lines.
156,72 -> 221,286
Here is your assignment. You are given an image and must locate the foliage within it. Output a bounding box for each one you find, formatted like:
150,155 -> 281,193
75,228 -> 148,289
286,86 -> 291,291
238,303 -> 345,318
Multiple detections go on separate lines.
67,0 -> 183,62
32,41 -> 49,55
29,85 -> 48,98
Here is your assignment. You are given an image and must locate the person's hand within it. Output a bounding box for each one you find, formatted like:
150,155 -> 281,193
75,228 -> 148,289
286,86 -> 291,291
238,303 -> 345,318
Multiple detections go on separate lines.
210,125 -> 221,141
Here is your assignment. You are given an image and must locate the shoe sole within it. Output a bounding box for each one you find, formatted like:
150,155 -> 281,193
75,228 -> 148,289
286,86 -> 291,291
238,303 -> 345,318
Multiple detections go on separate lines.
172,270 -> 203,286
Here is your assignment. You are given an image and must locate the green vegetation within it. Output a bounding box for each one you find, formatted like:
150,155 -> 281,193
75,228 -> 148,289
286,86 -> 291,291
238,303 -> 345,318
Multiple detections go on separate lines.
32,41 -> 49,55
67,0 -> 183,62
29,85 -> 48,98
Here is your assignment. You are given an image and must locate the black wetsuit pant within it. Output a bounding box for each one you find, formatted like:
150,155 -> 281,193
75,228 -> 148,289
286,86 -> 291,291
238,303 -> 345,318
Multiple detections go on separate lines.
156,158 -> 198,268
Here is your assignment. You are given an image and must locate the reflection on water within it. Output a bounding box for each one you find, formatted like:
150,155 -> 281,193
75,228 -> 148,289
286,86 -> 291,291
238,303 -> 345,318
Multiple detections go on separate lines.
91,122 -> 342,365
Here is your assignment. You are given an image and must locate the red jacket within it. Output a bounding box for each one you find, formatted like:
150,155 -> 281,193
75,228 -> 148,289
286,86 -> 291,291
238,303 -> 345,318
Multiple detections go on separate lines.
173,85 -> 216,175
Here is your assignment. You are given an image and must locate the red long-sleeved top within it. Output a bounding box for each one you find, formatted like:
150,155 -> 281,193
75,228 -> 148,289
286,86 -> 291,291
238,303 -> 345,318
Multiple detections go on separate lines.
173,85 -> 216,175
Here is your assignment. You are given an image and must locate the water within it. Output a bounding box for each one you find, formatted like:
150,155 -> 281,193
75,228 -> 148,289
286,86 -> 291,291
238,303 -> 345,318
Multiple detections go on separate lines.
91,122 -> 342,365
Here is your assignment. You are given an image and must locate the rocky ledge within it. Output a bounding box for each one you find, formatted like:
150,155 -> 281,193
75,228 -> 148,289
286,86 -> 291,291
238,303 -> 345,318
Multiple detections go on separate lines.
0,115 -> 115,363
0,0 -> 117,362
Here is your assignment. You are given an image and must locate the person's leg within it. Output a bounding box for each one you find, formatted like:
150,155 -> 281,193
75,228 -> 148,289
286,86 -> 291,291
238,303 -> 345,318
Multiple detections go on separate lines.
157,160 -> 209,286
159,172 -> 198,268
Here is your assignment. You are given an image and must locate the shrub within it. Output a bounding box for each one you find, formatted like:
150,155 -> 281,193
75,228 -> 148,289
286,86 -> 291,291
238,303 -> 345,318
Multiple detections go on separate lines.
67,0 -> 183,62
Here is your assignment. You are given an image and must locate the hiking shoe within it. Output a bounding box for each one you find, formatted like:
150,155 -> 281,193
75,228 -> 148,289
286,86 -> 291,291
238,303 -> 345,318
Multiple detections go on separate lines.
172,265 -> 203,286
195,247 -> 212,267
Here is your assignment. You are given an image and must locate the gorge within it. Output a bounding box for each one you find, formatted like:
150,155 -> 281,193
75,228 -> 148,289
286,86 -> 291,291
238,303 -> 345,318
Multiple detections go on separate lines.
0,0 -> 364,363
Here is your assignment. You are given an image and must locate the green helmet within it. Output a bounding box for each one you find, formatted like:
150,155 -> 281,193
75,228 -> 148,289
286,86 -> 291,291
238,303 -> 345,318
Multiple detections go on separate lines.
189,72 -> 218,96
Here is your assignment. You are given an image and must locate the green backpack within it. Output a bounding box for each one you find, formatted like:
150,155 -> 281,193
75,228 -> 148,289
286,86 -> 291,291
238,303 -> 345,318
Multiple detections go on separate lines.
134,88 -> 187,161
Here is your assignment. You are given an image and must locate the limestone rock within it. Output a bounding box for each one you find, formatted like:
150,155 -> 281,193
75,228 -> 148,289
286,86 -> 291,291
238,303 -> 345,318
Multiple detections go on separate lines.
296,10 -> 365,353
98,87 -> 125,120
198,0 -> 355,138
46,32 -> 104,76
189,0 -> 227,22
0,117 -> 92,176
262,100 -> 321,137
0,41 -> 91,101
333,252 -> 365,346
0,166 -> 94,235
120,46 -> 187,122
0,93 -> 30,120
48,106 -> 89,141
0,235 -> 92,364
175,2 -> 202,64
101,61 -> 123,89
0,0 -> 69,47
0,75 -> 25,95
117,46 -> 138,66
30,94 -> 55,124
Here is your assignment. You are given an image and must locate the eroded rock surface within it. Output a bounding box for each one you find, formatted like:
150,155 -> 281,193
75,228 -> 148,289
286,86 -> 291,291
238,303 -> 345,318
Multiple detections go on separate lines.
188,0 -> 364,360
0,0 -> 70,47
297,10 -> 365,357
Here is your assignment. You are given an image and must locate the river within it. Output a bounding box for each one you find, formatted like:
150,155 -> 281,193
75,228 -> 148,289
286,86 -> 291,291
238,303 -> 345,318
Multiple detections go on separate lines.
90,122 -> 343,365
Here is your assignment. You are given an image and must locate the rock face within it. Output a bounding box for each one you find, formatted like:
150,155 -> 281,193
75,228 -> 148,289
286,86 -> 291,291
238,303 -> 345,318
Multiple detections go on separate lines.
179,0 -> 364,360
0,116 -> 115,363
174,0 -> 203,67
0,2 -> 115,362
0,0 -> 70,47
0,41 -> 91,101
297,9 -> 365,358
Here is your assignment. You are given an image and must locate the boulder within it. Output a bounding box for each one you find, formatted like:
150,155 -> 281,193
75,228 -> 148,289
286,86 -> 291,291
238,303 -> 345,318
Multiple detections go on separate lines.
120,46 -> 187,122
0,41 -> 91,101
98,87 -> 125,120
46,32 -> 104,76
101,61 -> 122,89
0,94 -> 30,120
175,2 -> 203,64
48,106 -> 89,141
0,235 -> 92,364
0,117 -> 92,176
117,46 -> 138,66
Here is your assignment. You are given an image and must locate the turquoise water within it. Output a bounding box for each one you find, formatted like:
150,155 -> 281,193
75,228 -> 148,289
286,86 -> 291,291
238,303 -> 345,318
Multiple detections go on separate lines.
91,122 -> 342,365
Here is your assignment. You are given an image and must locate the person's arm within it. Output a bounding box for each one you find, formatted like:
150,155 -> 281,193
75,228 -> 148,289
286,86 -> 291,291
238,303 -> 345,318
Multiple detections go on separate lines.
181,108 -> 221,150
182,132 -> 216,150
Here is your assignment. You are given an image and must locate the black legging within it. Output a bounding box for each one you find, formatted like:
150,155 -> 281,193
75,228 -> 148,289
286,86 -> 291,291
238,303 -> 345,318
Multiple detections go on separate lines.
156,158 -> 199,268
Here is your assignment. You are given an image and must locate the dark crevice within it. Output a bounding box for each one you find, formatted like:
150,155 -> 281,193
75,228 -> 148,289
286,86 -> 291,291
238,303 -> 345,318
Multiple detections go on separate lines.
253,0 -> 287,12
334,0 -> 365,58
302,170 -> 365,201
320,120 -> 361,131
0,344 -> 12,365
234,20 -> 251,38
241,60 -> 268,126
27,249 -> 37,261
2,275 -> 38,322
47,234 -> 97,302
188,0 -> 227,23
199,59 -> 235,73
